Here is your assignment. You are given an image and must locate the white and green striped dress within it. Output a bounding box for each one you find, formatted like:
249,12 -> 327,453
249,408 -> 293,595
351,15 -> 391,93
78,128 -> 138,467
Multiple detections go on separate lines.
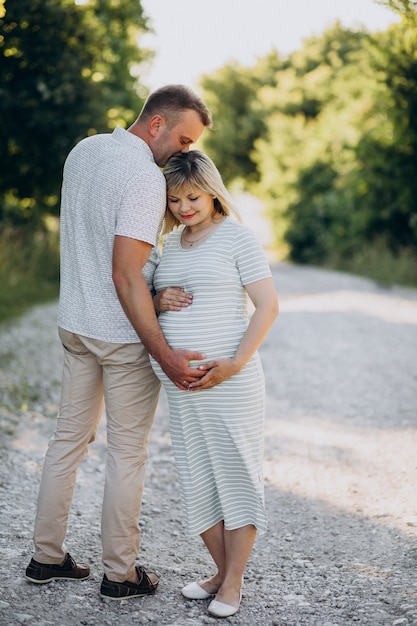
151,218 -> 271,536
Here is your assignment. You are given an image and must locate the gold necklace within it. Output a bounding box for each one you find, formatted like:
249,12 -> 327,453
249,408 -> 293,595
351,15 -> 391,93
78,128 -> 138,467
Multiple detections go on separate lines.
181,223 -> 218,247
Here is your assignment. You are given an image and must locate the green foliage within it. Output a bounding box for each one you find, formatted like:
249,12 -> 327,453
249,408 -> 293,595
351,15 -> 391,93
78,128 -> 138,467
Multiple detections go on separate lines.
0,223 -> 60,322
200,10 -> 417,286
0,0 -> 150,227
0,0 -> 152,319
359,8 -> 417,251
326,238 -> 417,288
376,0 -> 417,16
199,58 -> 281,185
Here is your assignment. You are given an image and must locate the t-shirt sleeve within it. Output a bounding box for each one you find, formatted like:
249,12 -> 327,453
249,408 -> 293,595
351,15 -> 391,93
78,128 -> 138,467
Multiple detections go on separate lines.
115,166 -> 166,246
232,224 -> 272,286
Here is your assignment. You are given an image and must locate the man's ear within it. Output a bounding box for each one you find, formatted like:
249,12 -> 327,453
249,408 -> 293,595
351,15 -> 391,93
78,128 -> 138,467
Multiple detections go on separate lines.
149,114 -> 164,137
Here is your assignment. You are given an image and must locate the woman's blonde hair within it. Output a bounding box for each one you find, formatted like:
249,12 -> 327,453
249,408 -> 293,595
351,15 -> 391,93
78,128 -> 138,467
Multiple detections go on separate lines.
161,150 -> 241,235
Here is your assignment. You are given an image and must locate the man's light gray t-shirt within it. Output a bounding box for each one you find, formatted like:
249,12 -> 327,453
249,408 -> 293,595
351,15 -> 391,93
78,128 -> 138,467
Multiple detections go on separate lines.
57,126 -> 166,343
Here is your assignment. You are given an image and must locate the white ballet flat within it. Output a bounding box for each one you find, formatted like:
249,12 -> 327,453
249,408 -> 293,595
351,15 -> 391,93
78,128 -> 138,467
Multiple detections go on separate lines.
208,591 -> 242,618
181,581 -> 214,600
208,599 -> 240,618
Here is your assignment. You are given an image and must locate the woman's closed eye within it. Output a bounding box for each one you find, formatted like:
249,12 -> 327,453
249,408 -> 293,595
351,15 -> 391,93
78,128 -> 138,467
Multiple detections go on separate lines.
168,196 -> 199,203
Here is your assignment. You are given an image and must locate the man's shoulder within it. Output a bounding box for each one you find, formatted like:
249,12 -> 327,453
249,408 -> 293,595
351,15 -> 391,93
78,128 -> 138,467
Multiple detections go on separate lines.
66,132 -> 112,163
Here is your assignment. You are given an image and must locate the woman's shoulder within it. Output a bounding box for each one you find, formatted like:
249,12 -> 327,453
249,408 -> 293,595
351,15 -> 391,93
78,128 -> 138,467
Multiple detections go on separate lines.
222,217 -> 259,240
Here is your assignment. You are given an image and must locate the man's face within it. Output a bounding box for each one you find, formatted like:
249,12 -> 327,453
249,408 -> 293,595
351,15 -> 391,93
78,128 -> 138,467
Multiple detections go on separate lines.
151,109 -> 205,167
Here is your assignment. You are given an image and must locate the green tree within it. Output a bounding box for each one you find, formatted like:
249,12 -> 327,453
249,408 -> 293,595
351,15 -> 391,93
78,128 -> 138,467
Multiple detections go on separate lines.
353,3 -> 417,251
197,7 -> 417,283
252,24 -> 373,256
0,0 -> 150,227
199,53 -> 283,185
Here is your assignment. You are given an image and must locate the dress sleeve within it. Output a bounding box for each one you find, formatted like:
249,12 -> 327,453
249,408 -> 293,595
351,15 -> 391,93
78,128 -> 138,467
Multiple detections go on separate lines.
232,224 -> 272,286
142,245 -> 161,295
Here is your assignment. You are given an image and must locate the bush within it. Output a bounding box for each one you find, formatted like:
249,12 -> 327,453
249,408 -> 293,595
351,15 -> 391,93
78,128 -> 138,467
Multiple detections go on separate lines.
0,223 -> 60,323
325,238 -> 417,288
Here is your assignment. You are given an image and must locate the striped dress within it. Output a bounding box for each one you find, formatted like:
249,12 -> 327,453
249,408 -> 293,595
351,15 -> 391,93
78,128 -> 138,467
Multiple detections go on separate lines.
151,218 -> 271,536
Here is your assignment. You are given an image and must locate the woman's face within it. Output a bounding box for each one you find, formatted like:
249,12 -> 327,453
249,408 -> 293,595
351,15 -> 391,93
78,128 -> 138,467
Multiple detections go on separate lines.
167,186 -> 216,228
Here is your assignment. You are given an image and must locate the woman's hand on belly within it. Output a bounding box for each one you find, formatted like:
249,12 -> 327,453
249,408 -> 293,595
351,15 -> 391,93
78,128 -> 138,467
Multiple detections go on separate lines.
154,287 -> 192,313
188,357 -> 241,391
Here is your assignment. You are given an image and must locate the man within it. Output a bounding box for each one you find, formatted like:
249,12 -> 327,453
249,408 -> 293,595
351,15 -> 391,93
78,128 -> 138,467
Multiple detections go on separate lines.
25,85 -> 212,600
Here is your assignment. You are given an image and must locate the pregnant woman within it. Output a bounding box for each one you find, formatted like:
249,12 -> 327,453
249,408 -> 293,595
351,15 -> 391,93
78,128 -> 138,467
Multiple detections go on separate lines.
151,150 -> 278,618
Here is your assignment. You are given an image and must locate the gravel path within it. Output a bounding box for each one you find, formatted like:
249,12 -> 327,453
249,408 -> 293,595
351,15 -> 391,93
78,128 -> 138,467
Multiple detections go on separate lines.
1,263 -> 417,626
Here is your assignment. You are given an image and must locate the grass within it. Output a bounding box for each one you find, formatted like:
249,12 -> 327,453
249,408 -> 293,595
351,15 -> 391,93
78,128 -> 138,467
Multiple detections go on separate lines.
0,271 -> 59,323
326,241 -> 417,289
0,226 -> 60,324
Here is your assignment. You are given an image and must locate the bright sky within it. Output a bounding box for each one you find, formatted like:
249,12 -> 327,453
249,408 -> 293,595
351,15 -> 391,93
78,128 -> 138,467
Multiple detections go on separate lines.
140,0 -> 398,90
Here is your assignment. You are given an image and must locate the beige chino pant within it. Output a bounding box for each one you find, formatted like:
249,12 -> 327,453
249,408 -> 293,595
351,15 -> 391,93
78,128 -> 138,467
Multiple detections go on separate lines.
33,328 -> 161,582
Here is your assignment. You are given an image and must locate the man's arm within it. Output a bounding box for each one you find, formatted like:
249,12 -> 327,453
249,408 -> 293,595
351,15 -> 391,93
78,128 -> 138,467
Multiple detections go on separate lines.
112,235 -> 205,388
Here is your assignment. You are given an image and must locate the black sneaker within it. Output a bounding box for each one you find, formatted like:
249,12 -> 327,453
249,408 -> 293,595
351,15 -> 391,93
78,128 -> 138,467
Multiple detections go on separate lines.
25,553 -> 90,584
100,565 -> 159,600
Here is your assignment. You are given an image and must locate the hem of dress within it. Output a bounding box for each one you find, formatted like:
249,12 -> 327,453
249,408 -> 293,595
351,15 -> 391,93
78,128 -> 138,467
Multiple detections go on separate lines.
185,518 -> 268,537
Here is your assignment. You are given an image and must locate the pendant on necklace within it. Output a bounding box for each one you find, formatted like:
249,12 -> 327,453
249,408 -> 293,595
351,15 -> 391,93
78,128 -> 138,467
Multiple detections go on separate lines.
182,222 -> 217,247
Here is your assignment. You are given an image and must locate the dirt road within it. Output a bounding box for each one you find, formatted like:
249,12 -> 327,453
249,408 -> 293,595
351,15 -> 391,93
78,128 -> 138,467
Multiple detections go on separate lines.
1,261 -> 417,625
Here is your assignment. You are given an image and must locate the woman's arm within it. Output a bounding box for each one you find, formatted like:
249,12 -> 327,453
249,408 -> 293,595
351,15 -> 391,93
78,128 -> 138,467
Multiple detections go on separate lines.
189,277 -> 279,390
231,277 -> 279,370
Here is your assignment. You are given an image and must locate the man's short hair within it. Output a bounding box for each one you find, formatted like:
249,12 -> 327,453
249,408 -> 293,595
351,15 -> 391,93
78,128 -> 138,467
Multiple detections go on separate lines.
140,84 -> 212,128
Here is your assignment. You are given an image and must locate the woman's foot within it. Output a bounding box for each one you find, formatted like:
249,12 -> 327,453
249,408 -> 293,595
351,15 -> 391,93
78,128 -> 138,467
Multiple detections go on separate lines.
208,590 -> 242,618
208,581 -> 243,617
181,577 -> 221,600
